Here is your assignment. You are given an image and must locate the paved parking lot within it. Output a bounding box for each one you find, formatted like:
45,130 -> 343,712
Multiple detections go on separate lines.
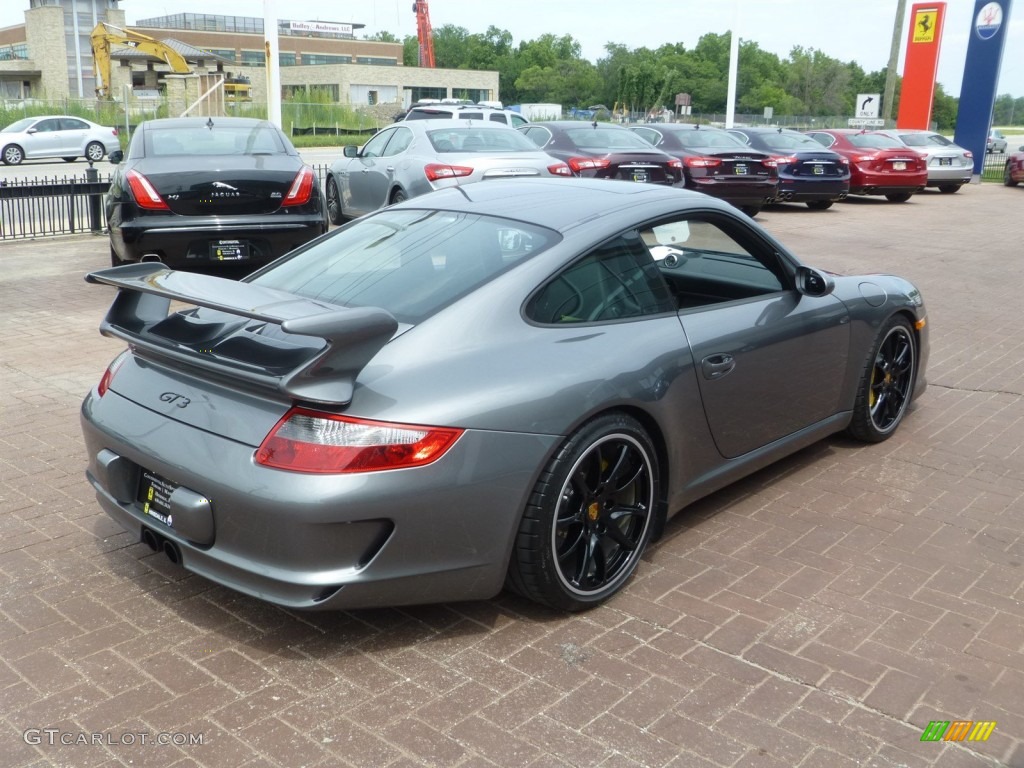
2,184 -> 1023,768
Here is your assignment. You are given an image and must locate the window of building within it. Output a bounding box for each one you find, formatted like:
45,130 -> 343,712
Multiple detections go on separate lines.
279,52 -> 297,66
302,54 -> 350,66
355,57 -> 397,66
239,50 -> 266,66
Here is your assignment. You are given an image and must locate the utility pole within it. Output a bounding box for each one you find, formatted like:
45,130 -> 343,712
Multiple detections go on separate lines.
883,0 -> 907,124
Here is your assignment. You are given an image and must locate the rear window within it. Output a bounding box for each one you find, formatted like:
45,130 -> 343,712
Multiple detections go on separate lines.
427,128 -> 538,153
250,209 -> 559,324
674,129 -> 747,149
758,132 -> 824,151
564,127 -> 654,151
848,134 -> 904,149
143,124 -> 287,157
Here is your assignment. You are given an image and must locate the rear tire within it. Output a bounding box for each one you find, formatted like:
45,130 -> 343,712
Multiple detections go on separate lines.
85,141 -> 105,162
847,316 -> 917,443
740,206 -> 761,218
938,184 -> 961,194
506,413 -> 659,611
325,176 -> 344,225
63,157 -> 77,163
806,200 -> 833,210
390,189 -> 408,205
885,192 -> 912,202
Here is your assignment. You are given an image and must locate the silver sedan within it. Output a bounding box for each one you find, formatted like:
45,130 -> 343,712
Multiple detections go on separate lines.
873,128 -> 973,193
324,118 -> 570,221
1,114 -> 120,165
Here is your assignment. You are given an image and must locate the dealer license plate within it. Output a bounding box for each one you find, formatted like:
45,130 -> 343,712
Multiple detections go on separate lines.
211,240 -> 249,261
631,171 -> 649,183
813,165 -> 824,175
734,165 -> 748,175
137,469 -> 177,527
893,161 -> 906,170
939,157 -> 953,166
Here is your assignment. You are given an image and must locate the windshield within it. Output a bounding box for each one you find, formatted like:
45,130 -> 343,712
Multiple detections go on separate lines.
2,118 -> 35,133
427,127 -> 538,153
143,124 -> 287,157
249,209 -> 559,324
565,127 -> 655,151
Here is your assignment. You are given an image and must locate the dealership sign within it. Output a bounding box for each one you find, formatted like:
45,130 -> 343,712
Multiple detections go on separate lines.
289,21 -> 353,36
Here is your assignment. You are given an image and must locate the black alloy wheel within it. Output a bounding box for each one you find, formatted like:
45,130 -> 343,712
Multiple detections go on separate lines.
325,176 -> 343,225
507,413 -> 659,611
848,316 -> 917,442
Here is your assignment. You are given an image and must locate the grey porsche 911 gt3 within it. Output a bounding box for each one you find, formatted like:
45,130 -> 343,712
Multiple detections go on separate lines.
80,178 -> 928,612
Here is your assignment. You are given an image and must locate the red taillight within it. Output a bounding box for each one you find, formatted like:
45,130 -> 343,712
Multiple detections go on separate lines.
567,156 -> 611,173
963,150 -> 974,159
126,169 -> 169,210
256,408 -> 464,474
762,158 -> 777,168
684,156 -> 722,168
111,127 -> 118,136
282,166 -> 315,206
852,153 -> 877,164
97,351 -> 129,397
772,155 -> 798,167
667,158 -> 684,169
424,163 -> 474,181
547,162 -> 572,176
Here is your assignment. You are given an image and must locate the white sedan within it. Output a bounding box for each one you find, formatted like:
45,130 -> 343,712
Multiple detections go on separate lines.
1,115 -> 120,165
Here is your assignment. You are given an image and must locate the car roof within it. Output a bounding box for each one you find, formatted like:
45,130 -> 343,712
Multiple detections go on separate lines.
392,177 -> 728,232
396,118 -> 521,130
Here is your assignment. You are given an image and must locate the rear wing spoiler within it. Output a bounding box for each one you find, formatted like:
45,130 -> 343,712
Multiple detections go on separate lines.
86,263 -> 398,405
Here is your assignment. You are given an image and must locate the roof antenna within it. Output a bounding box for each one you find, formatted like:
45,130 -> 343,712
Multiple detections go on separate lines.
206,117 -> 215,130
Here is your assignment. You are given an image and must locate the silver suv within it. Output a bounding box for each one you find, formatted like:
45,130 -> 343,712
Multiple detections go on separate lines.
402,104 -> 529,128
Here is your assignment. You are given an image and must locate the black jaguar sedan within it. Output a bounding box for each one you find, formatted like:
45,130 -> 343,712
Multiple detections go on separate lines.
106,117 -> 328,268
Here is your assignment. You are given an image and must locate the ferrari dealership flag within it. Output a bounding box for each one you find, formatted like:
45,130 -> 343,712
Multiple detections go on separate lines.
897,3 -> 946,129
954,0 -> 1014,175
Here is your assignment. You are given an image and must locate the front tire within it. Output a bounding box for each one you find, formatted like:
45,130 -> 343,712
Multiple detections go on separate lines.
63,157 -> 77,163
86,141 -> 105,162
507,413 -> 659,611
885,192 -> 912,202
2,144 -> 24,165
938,184 -> 961,194
390,189 -> 408,205
806,200 -> 833,210
848,316 -> 917,443
325,176 -> 344,225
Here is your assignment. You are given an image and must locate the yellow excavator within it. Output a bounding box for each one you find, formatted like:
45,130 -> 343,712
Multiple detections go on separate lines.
91,22 -> 192,99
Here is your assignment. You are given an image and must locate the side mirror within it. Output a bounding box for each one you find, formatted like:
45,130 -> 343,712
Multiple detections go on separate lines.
343,145 -> 360,158
796,266 -> 835,297
108,150 -> 123,164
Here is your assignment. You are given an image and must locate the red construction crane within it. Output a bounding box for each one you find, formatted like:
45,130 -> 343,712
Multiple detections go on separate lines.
413,1 -> 436,68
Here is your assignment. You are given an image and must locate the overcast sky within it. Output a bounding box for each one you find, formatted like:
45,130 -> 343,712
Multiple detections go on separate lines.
3,1 -> 1022,99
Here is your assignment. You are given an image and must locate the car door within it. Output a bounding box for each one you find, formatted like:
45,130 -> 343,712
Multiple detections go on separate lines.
58,117 -> 91,156
344,127 -> 402,216
643,213 -> 850,459
22,118 -> 63,159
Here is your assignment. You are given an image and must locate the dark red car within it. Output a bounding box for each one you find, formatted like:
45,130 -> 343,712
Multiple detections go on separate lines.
806,129 -> 928,202
1004,143 -> 1024,187
629,124 -> 779,217
518,121 -> 683,186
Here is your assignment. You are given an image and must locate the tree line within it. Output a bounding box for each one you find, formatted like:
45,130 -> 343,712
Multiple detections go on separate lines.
369,26 -> 1024,130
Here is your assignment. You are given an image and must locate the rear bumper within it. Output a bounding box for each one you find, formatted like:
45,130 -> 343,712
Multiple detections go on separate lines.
774,178 -> 849,202
80,389 -> 557,610
685,177 -> 779,206
925,166 -> 973,185
111,215 -> 327,267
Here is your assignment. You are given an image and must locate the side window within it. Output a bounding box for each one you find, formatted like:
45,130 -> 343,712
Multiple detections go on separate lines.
527,231 -> 675,324
60,118 -> 89,131
488,113 -> 508,124
726,130 -> 750,146
511,114 -> 529,128
361,128 -> 394,158
809,133 -> 833,147
33,119 -> 61,133
642,216 -> 785,308
383,127 -> 413,156
520,127 -> 549,147
633,127 -> 660,146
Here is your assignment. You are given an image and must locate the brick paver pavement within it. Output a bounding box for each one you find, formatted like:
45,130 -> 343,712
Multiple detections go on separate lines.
2,184 -> 1022,768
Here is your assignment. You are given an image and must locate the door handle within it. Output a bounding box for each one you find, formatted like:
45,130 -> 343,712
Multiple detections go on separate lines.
701,354 -> 735,380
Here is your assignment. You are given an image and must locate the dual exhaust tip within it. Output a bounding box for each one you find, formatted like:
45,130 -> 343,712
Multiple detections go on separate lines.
141,527 -> 181,565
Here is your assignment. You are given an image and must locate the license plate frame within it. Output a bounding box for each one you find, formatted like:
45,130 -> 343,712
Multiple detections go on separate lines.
211,240 -> 250,261
893,161 -> 906,171
137,468 -> 177,527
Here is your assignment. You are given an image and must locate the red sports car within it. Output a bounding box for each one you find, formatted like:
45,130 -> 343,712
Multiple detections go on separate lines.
806,129 -> 928,202
1004,144 -> 1024,187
